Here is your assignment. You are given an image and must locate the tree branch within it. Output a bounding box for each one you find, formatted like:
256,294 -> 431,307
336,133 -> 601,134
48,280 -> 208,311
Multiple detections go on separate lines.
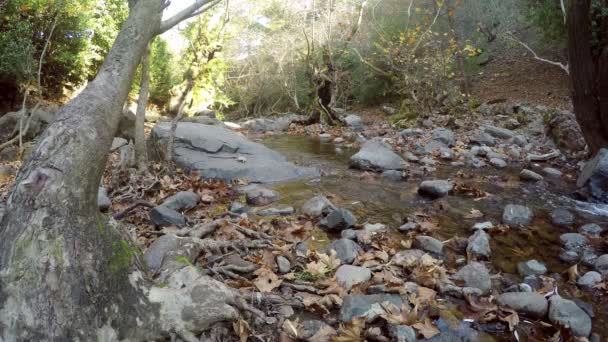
507,33 -> 569,74
158,0 -> 221,34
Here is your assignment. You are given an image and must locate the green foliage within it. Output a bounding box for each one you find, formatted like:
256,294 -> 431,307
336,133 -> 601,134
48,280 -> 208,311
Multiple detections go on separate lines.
0,20 -> 35,83
149,38 -> 177,105
109,240 -> 135,275
525,0 -> 566,42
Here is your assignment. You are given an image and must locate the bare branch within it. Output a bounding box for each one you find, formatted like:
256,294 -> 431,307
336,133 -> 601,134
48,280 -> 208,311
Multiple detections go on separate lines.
507,33 -> 569,74
158,0 -> 221,34
560,0 -> 567,24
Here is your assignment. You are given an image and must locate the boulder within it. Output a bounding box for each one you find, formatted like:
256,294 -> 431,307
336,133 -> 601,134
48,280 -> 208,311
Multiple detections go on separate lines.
344,114 -> 364,131
518,259 -> 547,276
497,292 -> 548,318
150,206 -> 186,227
418,180 -> 453,198
319,209 -> 357,232
432,128 -> 455,146
144,235 -> 179,272
241,185 -> 281,206
452,262 -> 492,295
150,122 -> 317,183
503,204 -> 533,226
484,125 -> 515,140
577,148 -> 608,203
520,169 -> 544,182
339,294 -> 404,322
414,236 -> 444,255
161,191 -> 199,211
336,265 -> 372,289
329,238 -> 359,264
241,114 -> 302,133
302,195 -> 335,216
548,296 -> 592,337
350,138 -> 406,171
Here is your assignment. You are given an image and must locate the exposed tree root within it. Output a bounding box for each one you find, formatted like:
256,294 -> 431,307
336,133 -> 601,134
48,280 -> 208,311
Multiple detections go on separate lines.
113,199 -> 156,220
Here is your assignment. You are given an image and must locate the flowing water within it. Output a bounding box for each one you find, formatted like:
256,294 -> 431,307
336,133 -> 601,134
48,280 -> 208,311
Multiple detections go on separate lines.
261,134 -> 608,339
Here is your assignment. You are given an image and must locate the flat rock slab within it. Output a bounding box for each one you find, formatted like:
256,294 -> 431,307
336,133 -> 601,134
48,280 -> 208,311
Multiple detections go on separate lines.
350,138 -> 406,171
497,292 -> 548,318
150,122 -> 318,183
339,294 -> 404,322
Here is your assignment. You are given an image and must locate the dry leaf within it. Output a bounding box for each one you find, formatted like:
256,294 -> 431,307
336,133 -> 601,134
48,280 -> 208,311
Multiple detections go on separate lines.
413,318 -> 440,339
333,317 -> 366,342
464,209 -> 484,219
253,267 -> 282,292
565,264 -> 579,284
233,319 -> 251,342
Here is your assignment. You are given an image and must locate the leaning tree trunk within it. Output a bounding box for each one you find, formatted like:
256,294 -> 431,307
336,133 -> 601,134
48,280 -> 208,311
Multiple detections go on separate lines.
0,1 -> 239,340
135,42 -> 151,172
568,0 -> 608,156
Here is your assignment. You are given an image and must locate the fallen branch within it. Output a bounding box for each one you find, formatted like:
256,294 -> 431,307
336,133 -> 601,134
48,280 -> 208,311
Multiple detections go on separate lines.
113,200 -> 156,220
507,33 -> 569,74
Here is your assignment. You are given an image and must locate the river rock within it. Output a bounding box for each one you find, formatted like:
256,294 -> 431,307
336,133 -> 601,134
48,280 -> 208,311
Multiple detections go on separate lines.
400,128 -> 424,137
0,202 -> 5,221
336,265 -> 372,289
452,262 -> 492,295
518,259 -> 547,276
388,325 -> 416,342
329,238 -> 359,264
150,206 -> 186,227
350,138 -> 406,171
472,221 -> 494,231
341,229 -> 357,240
98,187 -> 111,212
276,256 -> 291,273
503,204 -> 533,226
577,148 -> 608,203
414,236 -> 444,255
242,185 -> 280,206
548,296 -> 592,337
150,122 -> 317,183
418,180 -> 453,198
161,191 -> 199,211
241,114 -> 301,133
319,208 -> 357,231
543,167 -> 563,179
467,230 -> 491,259
339,294 -> 404,322
580,223 -> 604,236
432,128 -> 455,146
391,249 -> 426,268
551,208 -> 575,227
594,254 -> 608,273
256,205 -> 295,216
230,202 -> 247,214
489,158 -> 507,169
520,169 -> 544,181
577,271 -> 602,288
560,233 -> 588,252
344,114 -> 364,131
497,292 -> 548,318
302,195 -> 335,216
382,170 -> 403,181
399,222 -> 419,233
471,132 -> 496,146
144,235 -> 179,272
484,125 -> 515,139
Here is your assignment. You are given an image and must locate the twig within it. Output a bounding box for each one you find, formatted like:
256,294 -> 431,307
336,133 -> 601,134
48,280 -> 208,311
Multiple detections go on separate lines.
506,33 -> 569,74
113,200 -> 156,220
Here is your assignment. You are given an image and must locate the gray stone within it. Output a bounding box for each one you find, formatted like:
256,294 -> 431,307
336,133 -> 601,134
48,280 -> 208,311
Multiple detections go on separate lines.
98,187 -> 111,212
503,204 -> 533,226
350,138 -> 406,171
300,320 -> 336,341
580,223 -> 604,236
414,236 -> 444,255
510,135 -> 528,147
399,222 -> 419,233
581,249 -> 599,267
230,202 -> 247,214
391,249 -> 426,268
551,208 -> 575,227
543,167 -> 563,179
472,221 -> 494,231
403,151 -> 420,162
577,271 -> 602,288
319,133 -> 332,142
560,250 -> 581,263
471,132 -> 496,146
467,229 -> 491,259
256,205 -> 295,216
425,319 -> 486,342
497,292 -> 548,318
518,259 -> 547,276
452,262 -> 492,295
439,147 -> 454,160
577,148 -> 608,203
389,325 -> 417,342
489,158 -> 507,169
339,294 -> 404,322
418,180 -> 453,198
276,256 -> 291,274
150,206 -> 186,227
504,283 -> 534,293
111,137 -> 128,150
560,233 -> 588,252
0,202 -> 5,221
487,151 -> 509,161
295,242 -> 309,255
484,125 -> 516,139
336,265 -> 372,289
549,296 -> 592,337
241,115 -> 301,133
432,128 -> 455,146
341,229 -> 358,240
242,185 -> 280,206
520,169 -> 544,181
144,235 -> 179,272
424,140 -> 448,154
523,275 -> 542,290
382,170 -> 403,181
161,191 -> 199,211
329,238 -> 359,264
344,114 -> 364,131
302,195 -> 335,216
400,128 -> 424,137
594,254 -> 608,273
319,208 -> 357,231
150,122 -> 318,183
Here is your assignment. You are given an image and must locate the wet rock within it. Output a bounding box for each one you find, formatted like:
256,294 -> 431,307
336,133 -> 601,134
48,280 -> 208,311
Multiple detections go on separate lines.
523,275 -> 542,290
518,259 -> 547,276
344,114 -> 364,131
336,265 -> 372,289
242,185 -> 281,206
256,205 -> 295,217
497,292 -> 548,318
151,122 -> 317,183
230,202 -> 247,214
580,223 -> 604,236
560,233 -> 588,252
414,236 -> 444,255
350,138 -> 406,171
550,208 -> 575,227
329,238 -> 359,264
302,195 -> 335,216
520,169 -> 544,181
382,170 -> 403,181
319,208 -> 357,231
144,235 -> 179,272
452,262 -> 492,295
276,256 -> 291,273
471,132 -> 496,146
341,229 -> 357,240
577,271 -> 602,288
319,133 -> 332,142
400,128 -> 424,137
467,230 -> 491,259
548,296 -> 592,337
418,180 -> 453,198
300,320 -> 337,341
484,125 -> 516,140
161,191 -> 199,211
432,128 -> 455,146
424,140 -> 448,154
489,158 -> 507,169
98,187 -> 111,212
472,221 -> 494,231
399,222 -> 419,233
594,254 -> 608,273
545,109 -> 586,156
577,148 -> 608,203
339,294 -> 404,322
388,325 -> 417,342
560,250 -> 580,263
510,135 -> 528,147
581,249 -> 599,267
503,204 -> 533,226
391,249 -> 426,268
543,167 -> 563,179
150,206 -> 186,227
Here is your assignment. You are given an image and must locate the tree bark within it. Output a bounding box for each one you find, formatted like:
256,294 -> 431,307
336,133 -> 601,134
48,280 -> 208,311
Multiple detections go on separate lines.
135,42 -> 152,172
0,1 -> 232,340
568,0 -> 608,155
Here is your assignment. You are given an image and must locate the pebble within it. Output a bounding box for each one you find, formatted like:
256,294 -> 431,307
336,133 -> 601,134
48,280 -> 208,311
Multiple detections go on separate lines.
577,271 -> 602,288
161,191 -> 199,211
149,205 -> 186,227
276,256 -> 291,273
329,238 -> 359,264
414,236 -> 444,255
418,180 -> 454,198
399,222 -> 419,233
335,265 -> 372,289
520,169 -> 544,181
594,254 -> 608,273
452,262 -> 492,295
467,229 -> 491,259
518,259 -> 547,277
559,233 -> 588,252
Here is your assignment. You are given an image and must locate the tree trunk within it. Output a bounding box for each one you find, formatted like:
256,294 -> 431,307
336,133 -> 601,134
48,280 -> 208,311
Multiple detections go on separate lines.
0,1 -> 237,340
568,0 -> 608,155
135,42 -> 152,172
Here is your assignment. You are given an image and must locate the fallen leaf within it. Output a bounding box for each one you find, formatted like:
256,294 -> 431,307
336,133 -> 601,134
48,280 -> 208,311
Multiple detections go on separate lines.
413,318 -> 440,339
233,319 -> 251,342
253,268 -> 282,292
464,209 -> 484,219
334,317 -> 366,342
